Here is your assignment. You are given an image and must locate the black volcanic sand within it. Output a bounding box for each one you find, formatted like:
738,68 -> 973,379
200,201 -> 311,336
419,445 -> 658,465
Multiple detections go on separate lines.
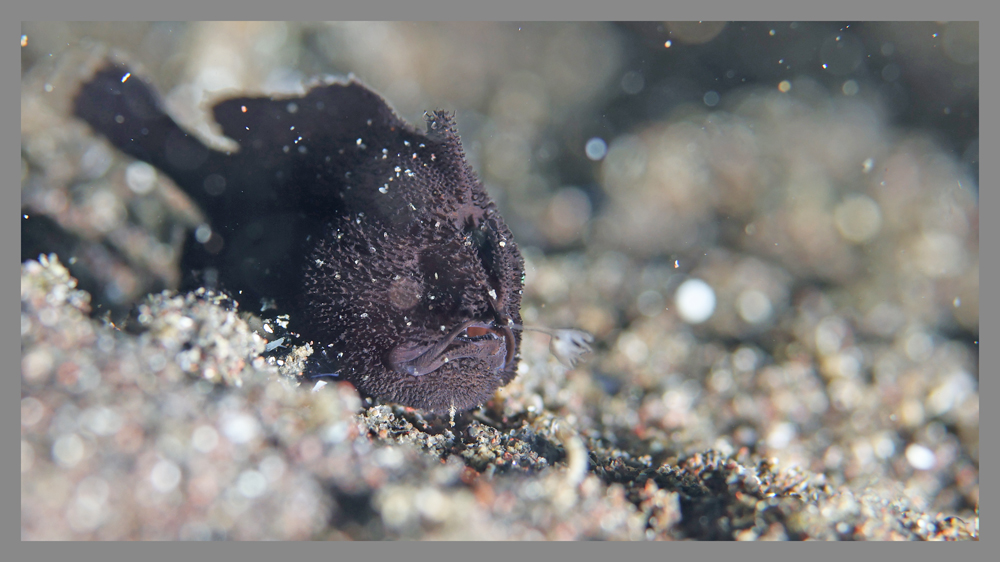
21,22 -> 977,540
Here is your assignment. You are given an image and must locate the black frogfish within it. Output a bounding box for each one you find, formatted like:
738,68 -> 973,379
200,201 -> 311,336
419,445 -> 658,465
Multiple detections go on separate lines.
74,55 -> 529,413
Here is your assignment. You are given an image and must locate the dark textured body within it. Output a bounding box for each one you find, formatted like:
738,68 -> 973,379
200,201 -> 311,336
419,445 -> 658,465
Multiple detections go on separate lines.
73,58 -> 525,412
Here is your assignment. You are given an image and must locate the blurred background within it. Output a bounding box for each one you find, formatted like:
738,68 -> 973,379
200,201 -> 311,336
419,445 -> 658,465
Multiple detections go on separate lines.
21,21 -> 978,533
